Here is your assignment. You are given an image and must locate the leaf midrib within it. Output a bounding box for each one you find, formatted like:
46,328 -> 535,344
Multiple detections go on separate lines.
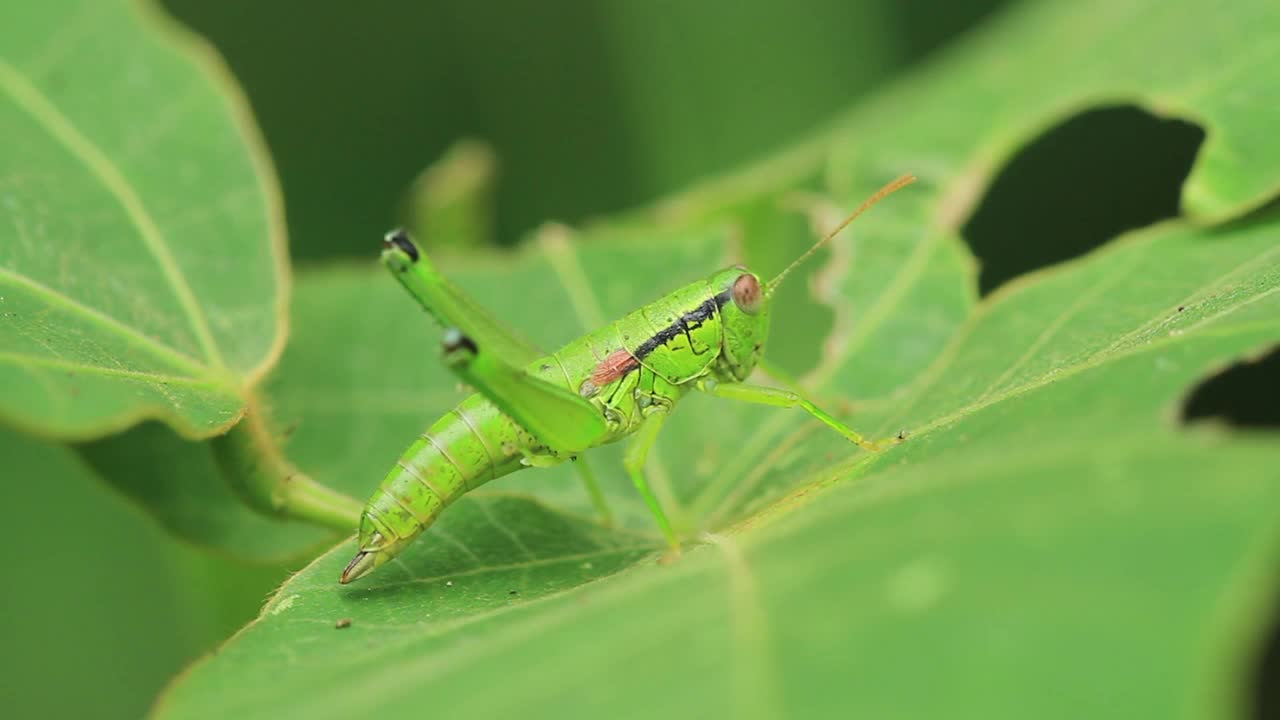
0,350 -> 225,387
0,266 -> 213,377
871,237 -> 1280,438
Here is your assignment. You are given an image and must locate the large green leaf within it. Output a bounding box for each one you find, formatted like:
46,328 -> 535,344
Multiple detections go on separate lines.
159,0 -> 1280,717
0,0 -> 320,562
0,0 -> 285,439
160,219 -> 1280,719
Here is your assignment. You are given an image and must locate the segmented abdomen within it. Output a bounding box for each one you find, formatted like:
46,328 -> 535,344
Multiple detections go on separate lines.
361,393 -> 531,549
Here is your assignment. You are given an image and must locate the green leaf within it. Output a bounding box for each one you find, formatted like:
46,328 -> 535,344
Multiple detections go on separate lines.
0,0 -> 285,439
161,220 -> 1280,720
159,0 -> 1280,717
0,0 -> 324,563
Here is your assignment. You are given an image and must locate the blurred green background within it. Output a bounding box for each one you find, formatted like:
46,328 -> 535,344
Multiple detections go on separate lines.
2,1 -> 1022,718
163,0 -> 1007,261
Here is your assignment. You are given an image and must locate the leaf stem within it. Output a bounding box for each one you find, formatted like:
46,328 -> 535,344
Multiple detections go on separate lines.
210,401 -> 361,532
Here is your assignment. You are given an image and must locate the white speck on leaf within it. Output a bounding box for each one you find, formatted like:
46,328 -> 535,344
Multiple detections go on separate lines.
269,594 -> 299,616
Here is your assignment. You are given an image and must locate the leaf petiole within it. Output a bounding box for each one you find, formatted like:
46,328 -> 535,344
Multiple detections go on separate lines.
210,401 -> 360,533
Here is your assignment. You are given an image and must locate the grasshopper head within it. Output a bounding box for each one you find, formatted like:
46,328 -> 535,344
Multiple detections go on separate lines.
712,266 -> 770,381
711,173 -> 918,382
709,173 -> 918,383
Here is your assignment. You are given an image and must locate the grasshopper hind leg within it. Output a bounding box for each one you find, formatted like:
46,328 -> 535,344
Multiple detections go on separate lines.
439,328 -> 620,527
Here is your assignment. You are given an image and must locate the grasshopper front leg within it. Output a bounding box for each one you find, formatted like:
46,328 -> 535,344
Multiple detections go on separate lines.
623,410 -> 679,550
572,455 -> 614,528
696,379 -> 903,452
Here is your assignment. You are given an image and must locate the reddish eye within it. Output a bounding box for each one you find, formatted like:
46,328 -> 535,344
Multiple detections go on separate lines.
732,274 -> 762,315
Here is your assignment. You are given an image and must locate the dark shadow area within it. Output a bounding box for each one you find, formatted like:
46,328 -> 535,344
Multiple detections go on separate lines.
1182,346 -> 1280,428
161,1 -> 632,261
963,106 -> 1205,295
1182,346 -> 1279,720
161,0 -> 1017,263
889,0 -> 1012,59
1257,616 -> 1279,720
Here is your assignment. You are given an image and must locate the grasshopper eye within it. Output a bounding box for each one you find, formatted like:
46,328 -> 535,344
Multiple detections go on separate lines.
732,273 -> 762,315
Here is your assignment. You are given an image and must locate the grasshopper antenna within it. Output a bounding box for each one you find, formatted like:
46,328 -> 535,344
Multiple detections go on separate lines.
767,173 -> 917,295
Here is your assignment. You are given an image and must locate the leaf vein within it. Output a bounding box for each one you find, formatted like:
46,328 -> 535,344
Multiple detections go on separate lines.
0,265 -> 211,377
0,350 -> 229,388
0,59 -> 227,370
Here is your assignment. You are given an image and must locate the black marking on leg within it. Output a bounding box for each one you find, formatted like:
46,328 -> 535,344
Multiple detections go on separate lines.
605,377 -> 625,405
442,329 -> 478,355
384,228 -> 420,262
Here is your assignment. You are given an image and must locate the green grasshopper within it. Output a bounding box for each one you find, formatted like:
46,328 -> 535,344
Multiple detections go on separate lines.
341,174 -> 916,584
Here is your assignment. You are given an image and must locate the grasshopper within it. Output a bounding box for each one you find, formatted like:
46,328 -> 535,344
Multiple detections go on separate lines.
341,174 -> 916,583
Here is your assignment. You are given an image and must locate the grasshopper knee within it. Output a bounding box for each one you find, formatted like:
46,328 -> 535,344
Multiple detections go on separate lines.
382,228 -> 420,261
442,328 -> 478,356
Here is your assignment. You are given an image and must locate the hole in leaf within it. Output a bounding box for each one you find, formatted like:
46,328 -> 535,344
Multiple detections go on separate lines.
962,105 -> 1204,296
1182,346 -> 1280,428
1187,345 -> 1279,719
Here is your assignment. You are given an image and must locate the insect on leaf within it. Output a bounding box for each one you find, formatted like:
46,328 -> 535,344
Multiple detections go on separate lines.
160,0 -> 1280,717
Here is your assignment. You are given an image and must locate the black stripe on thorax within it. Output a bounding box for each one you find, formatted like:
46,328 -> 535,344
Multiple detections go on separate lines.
633,288 -> 732,360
